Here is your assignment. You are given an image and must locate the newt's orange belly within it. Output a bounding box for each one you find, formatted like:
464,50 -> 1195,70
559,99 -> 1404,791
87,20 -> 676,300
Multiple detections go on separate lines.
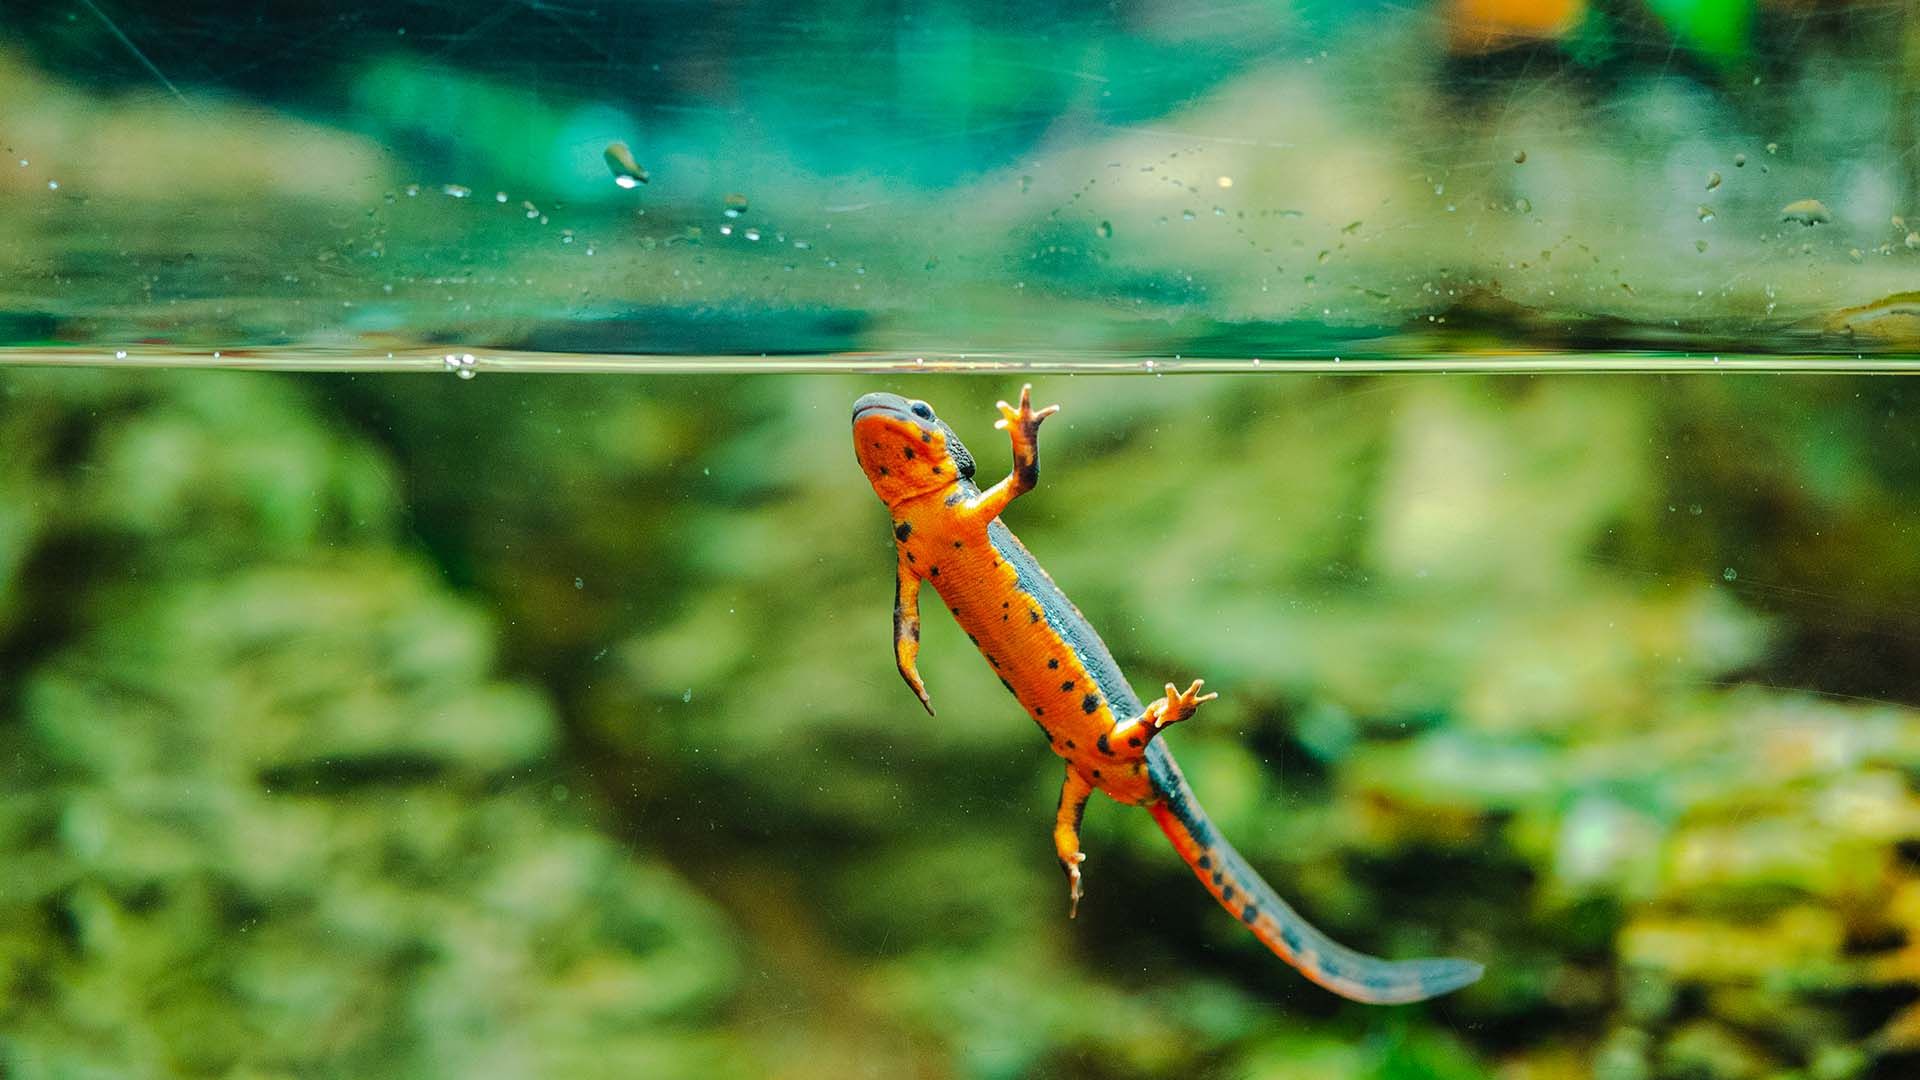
923,540 -> 1155,804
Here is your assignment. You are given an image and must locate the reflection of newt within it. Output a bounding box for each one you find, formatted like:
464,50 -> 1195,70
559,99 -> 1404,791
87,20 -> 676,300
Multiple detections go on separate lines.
851,386 -> 1482,1004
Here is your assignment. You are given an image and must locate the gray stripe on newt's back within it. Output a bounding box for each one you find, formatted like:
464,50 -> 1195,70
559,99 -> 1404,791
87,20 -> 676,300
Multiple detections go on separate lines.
987,519 -> 1143,719
1145,741 -> 1213,843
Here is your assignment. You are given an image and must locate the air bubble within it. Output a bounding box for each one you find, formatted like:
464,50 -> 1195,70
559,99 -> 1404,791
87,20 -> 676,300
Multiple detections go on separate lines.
441,184 -> 471,198
1722,567 -> 1737,581
443,353 -> 478,379
1697,205 -> 1716,222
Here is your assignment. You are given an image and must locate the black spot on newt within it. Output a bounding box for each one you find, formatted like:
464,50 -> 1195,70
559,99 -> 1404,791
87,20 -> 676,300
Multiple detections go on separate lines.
1060,680 -> 1075,692
929,566 -> 939,577
1091,769 -> 1102,779
905,552 -> 915,564
1128,735 -> 1142,748
1211,871 -> 1224,886
1082,694 -> 1100,714
878,466 -> 890,476
931,465 -> 942,474
1242,905 -> 1260,924
1029,610 -> 1040,623
1047,658 -> 1060,669
1000,678 -> 1014,694
1096,733 -> 1113,755
1196,854 -> 1212,870
903,446 -> 915,460
894,522 -> 911,540
1064,738 -> 1074,749
921,431 -> 932,443
1037,707 -> 1046,716
954,541 -> 963,548
1221,886 -> 1235,901
1281,925 -> 1304,951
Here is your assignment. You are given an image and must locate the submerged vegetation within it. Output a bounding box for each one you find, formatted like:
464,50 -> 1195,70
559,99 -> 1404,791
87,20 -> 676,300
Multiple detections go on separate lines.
0,368 -> 1916,1078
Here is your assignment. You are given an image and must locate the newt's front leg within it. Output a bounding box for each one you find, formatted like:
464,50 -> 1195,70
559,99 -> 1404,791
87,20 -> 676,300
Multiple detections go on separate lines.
1053,766 -> 1093,918
894,560 -> 934,715
968,384 -> 1059,523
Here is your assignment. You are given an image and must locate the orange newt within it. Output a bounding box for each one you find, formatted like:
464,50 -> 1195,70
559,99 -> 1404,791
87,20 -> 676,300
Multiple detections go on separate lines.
851,385 -> 1482,1004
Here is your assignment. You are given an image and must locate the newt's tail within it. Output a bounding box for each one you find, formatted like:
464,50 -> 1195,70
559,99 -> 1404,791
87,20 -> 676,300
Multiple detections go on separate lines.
1143,742 -> 1482,1005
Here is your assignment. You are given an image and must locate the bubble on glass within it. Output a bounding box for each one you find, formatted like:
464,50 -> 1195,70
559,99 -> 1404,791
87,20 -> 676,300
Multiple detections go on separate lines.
1766,142 -> 1780,155
1697,205 -> 1716,222
1096,220 -> 1112,239
495,191 -> 508,203
1182,209 -> 1196,221
604,142 -> 649,188
574,577 -> 584,590
1733,153 -> 1747,168
46,180 -> 57,191
441,184 -> 471,198
1722,567 -> 1737,581
1216,175 -> 1233,188
443,353 -> 478,379
1514,197 -> 1532,214
1512,149 -> 1527,164
723,192 -> 749,218
1779,199 -> 1831,225
1705,171 -> 1721,191
743,227 -> 761,241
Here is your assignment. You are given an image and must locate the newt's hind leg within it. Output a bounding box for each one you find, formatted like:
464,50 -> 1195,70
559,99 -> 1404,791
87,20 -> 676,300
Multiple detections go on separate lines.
1053,766 -> 1093,918
1112,679 -> 1216,748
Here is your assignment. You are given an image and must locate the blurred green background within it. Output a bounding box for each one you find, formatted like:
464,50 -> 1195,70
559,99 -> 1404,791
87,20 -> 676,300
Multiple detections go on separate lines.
4,2 -> 1920,1078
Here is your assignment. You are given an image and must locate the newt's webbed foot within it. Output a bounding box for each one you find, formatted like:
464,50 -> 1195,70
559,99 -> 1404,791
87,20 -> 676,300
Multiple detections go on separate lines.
994,384 -> 1058,480
1062,851 -> 1086,919
1142,678 -> 1217,734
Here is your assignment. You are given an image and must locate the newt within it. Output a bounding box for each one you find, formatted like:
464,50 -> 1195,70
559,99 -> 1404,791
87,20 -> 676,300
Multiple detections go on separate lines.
851,386 -> 1482,1005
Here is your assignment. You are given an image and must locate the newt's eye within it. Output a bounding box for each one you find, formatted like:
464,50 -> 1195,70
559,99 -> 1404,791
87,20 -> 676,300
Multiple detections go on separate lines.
909,401 -> 933,420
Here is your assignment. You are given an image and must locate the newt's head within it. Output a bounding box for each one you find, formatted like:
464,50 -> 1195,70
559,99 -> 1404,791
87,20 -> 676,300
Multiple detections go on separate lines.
851,392 -> 976,506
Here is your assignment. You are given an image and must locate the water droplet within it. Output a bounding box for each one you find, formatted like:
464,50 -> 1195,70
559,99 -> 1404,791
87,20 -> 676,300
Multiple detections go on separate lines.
723,192 -> 749,218
441,184 -> 470,198
1779,198 -> 1831,225
1705,170 -> 1721,191
604,142 -> 649,187
1722,567 -> 1737,581
1096,220 -> 1112,239
1697,205 -> 1716,222
1513,149 -> 1527,164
